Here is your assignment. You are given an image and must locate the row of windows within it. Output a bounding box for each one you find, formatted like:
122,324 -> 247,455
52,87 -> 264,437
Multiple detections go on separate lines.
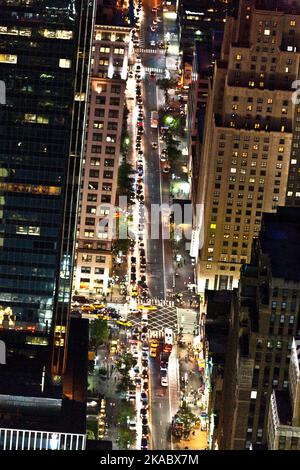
95,96 -> 120,106
95,109 -> 119,118
81,266 -> 105,274
93,121 -> 118,130
91,145 -> 116,155
82,255 -> 106,263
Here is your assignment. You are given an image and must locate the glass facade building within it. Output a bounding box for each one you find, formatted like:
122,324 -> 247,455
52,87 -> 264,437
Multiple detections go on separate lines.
0,0 -> 95,374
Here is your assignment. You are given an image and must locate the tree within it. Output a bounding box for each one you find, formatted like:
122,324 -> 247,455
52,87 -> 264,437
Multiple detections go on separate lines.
117,400 -> 136,426
117,428 -> 136,450
117,159 -> 135,204
157,77 -> 178,102
113,238 -> 131,256
116,353 -> 135,375
90,318 -> 108,348
175,403 -> 198,439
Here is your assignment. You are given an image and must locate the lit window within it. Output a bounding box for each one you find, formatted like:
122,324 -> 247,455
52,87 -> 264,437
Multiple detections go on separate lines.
267,98 -> 273,104
59,58 -> 71,68
290,20 -> 296,27
230,168 -> 237,173
210,223 -> 217,229
287,191 -> 293,197
251,391 -> 257,399
206,264 -> 212,269
248,81 -> 255,87
291,159 -> 297,164
236,53 -> 242,61
264,29 -> 270,36
0,53 -> 17,64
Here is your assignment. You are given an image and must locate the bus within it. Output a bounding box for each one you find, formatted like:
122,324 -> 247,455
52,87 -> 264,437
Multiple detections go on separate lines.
150,110 -> 158,128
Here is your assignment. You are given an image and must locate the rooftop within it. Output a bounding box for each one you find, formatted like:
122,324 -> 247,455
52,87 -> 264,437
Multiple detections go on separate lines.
260,207 -> 300,282
255,0 -> 300,14
96,0 -> 130,27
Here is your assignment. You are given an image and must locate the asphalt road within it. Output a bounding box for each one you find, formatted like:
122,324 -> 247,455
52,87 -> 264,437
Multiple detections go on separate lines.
139,0 -> 180,450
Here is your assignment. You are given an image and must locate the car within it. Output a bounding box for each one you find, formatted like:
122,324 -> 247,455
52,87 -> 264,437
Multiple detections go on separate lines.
141,438 -> 148,450
150,40 -> 156,46
142,425 -> 149,438
150,26 -> 157,32
128,419 -> 137,431
131,287 -> 138,297
142,343 -> 149,351
143,381 -> 149,390
151,339 -> 159,348
127,391 -> 136,402
141,358 -> 148,368
160,362 -> 168,372
142,370 -> 148,379
141,392 -> 148,402
153,20 -> 157,25
162,165 -> 170,173
132,350 -> 139,359
117,319 -> 132,327
150,70 -> 156,78
150,348 -> 157,358
142,325 -> 148,333
142,417 -> 148,427
140,408 -> 147,417
142,351 -> 148,360
135,377 -> 142,386
151,142 -> 158,149
161,374 -> 168,387
158,41 -> 164,48
131,274 -> 136,282
131,256 -> 136,264
152,7 -> 157,12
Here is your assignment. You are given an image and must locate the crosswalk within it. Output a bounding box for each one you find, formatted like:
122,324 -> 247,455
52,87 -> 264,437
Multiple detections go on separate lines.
127,305 -> 178,331
144,66 -> 165,74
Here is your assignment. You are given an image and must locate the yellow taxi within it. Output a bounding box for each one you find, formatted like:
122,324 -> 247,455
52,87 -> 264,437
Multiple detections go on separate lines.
92,303 -> 105,309
150,339 -> 159,348
131,287 -> 138,297
117,319 -> 132,327
82,304 -> 94,312
137,304 -> 157,311
150,347 -> 157,358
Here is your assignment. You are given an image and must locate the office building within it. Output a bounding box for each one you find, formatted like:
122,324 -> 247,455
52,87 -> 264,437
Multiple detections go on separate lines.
74,0 -> 131,297
267,337 -> 300,450
194,0 -> 300,294
177,0 -> 238,59
205,207 -> 300,449
0,0 -> 95,445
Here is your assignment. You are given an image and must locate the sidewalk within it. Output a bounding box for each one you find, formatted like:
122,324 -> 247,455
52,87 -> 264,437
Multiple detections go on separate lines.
173,334 -> 208,450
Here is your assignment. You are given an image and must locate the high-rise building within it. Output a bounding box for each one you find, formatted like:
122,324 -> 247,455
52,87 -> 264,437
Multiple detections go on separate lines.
205,207 -> 300,449
0,0 -> 95,447
267,337 -> 300,450
0,0 -> 95,375
74,0 -> 131,297
194,0 -> 300,294
177,0 -> 238,60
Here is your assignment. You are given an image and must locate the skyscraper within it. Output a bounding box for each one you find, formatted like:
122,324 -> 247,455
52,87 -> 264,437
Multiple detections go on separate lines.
0,0 -> 95,373
204,207 -> 300,449
194,0 -> 300,293
74,0 -> 131,297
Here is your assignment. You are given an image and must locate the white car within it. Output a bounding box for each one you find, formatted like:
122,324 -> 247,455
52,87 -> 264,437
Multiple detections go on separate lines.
151,142 -> 158,149
150,40 -> 156,46
132,350 -> 139,359
129,419 -> 137,431
161,375 -> 168,387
